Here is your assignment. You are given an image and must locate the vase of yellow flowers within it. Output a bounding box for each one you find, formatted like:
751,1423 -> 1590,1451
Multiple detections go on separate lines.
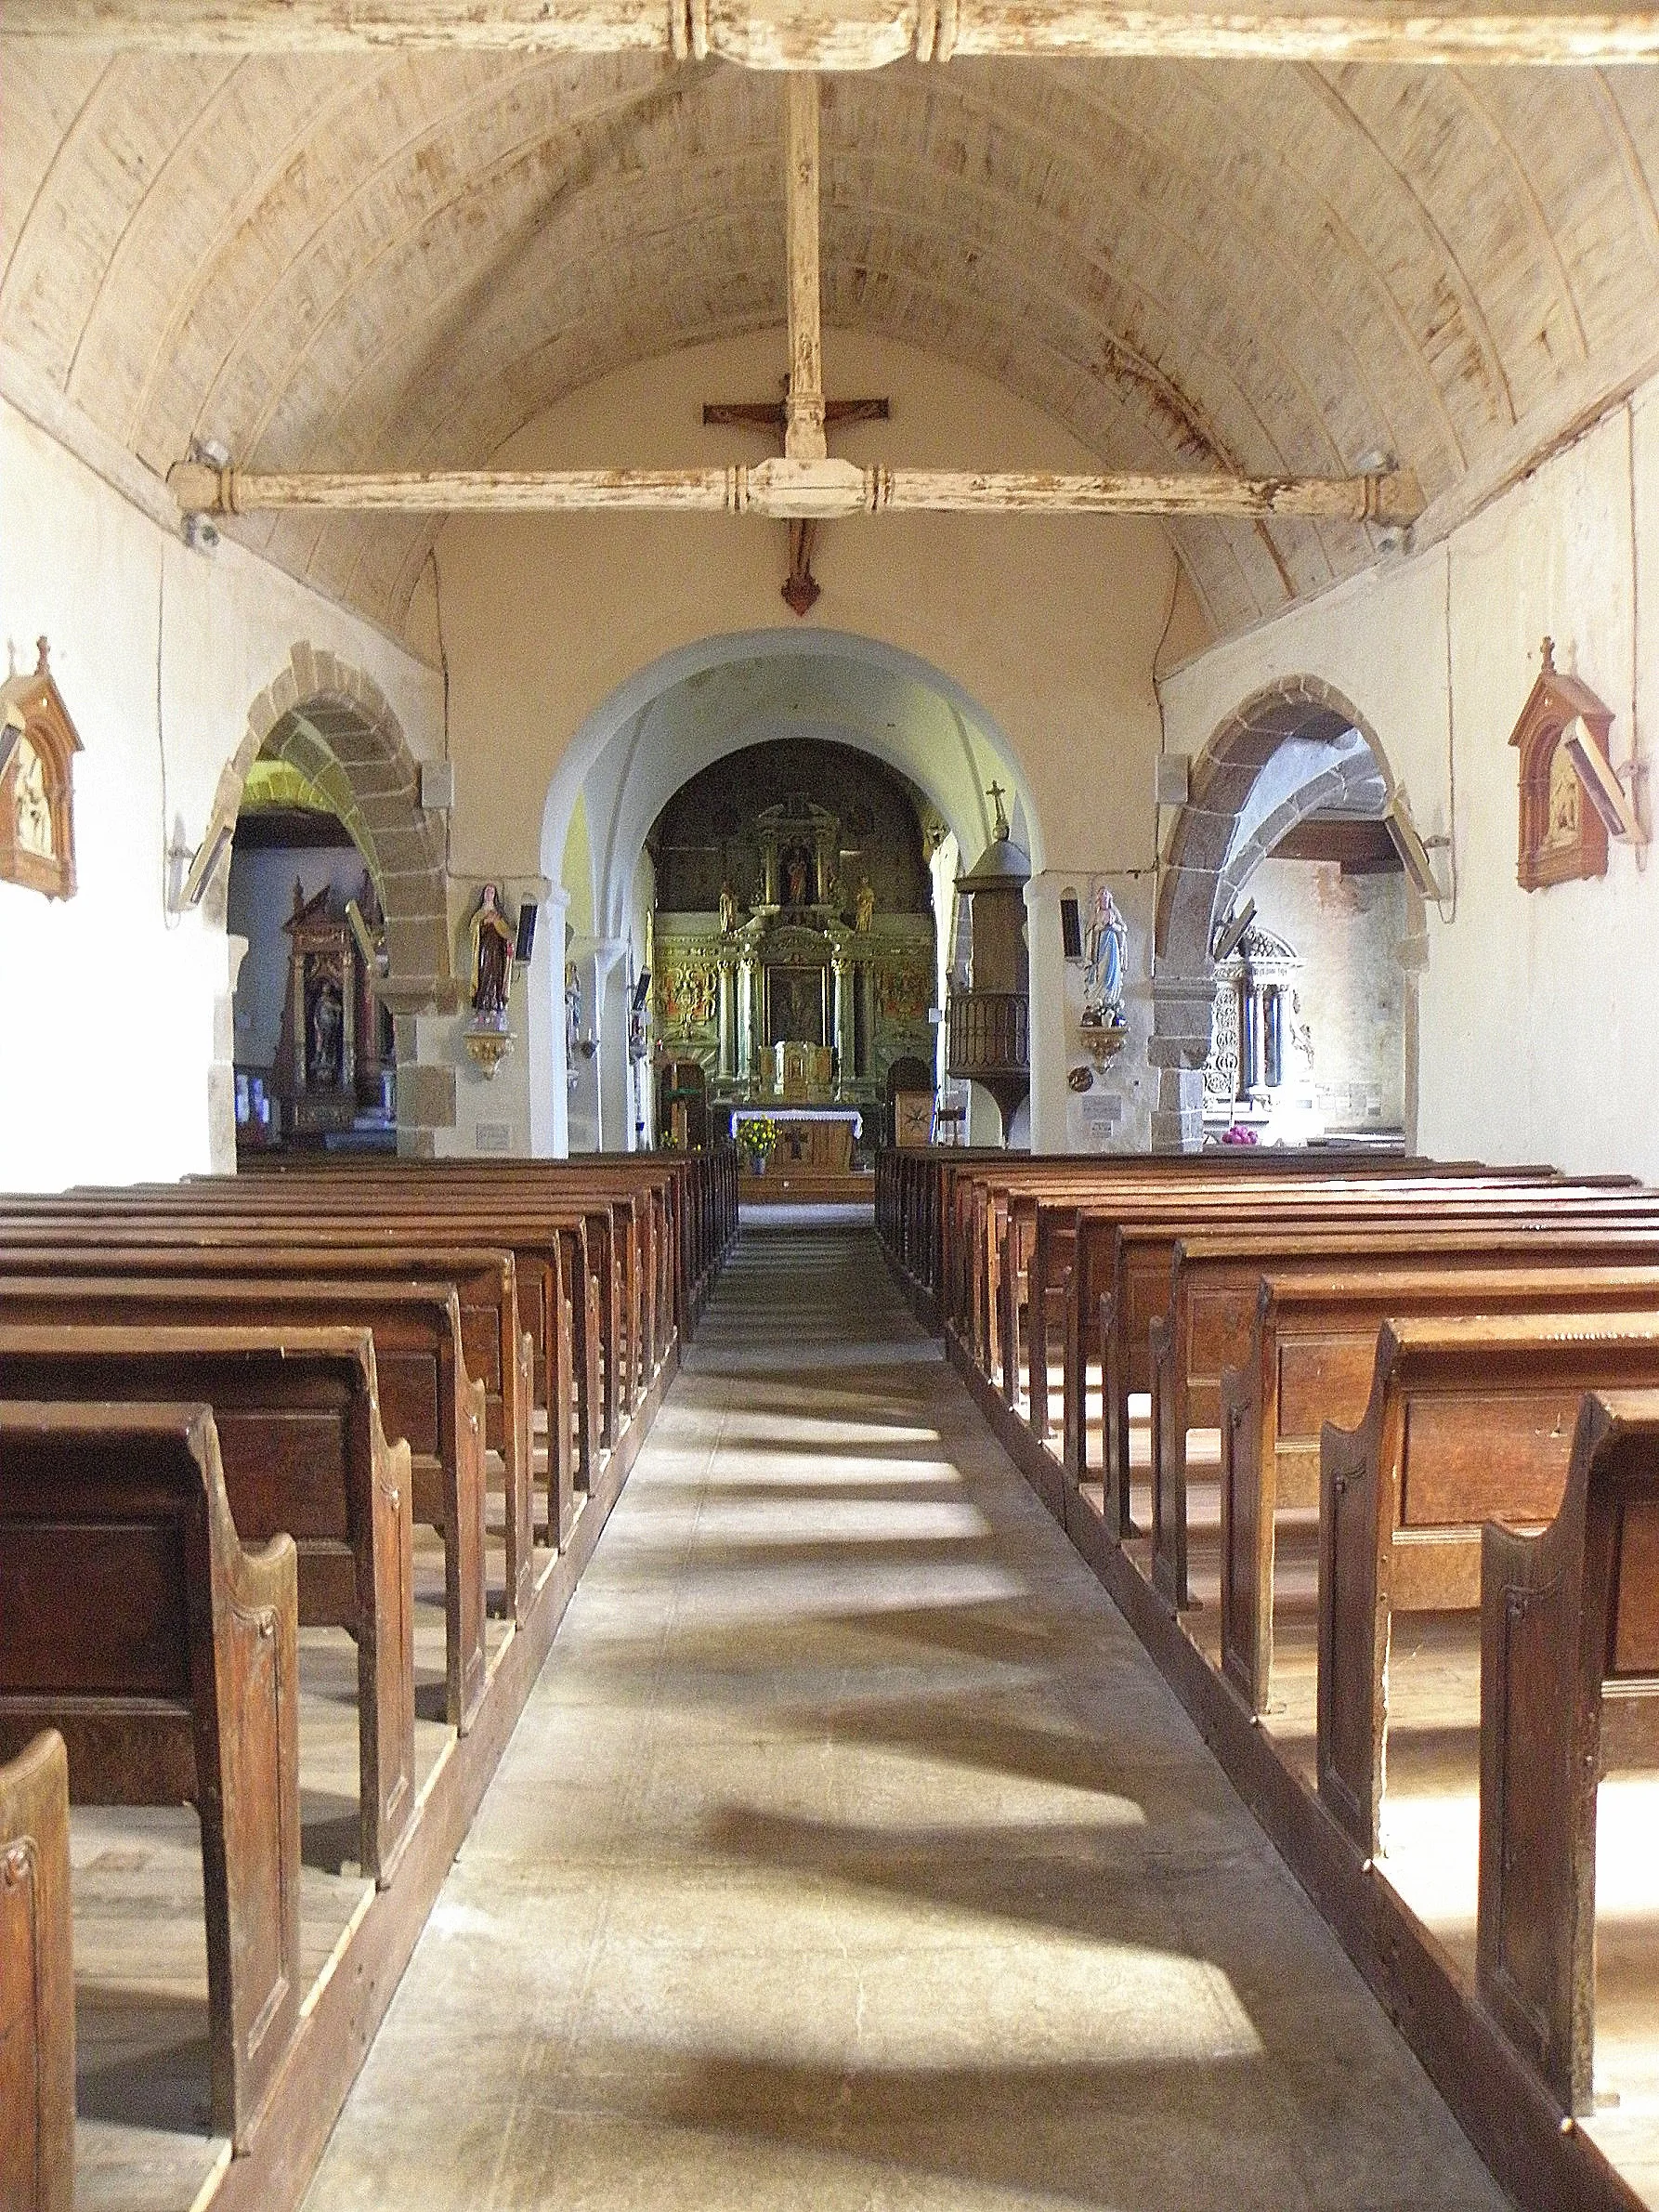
738,1115 -> 778,1175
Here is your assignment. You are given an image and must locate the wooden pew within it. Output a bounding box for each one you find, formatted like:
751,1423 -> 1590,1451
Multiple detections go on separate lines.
0,1403 -> 301,2148
245,1171 -> 637,1459
878,1145 -> 1008,1320
1025,1164 -> 1556,1438
0,1229 -> 541,1619
995,1156 -> 1539,1425
1316,1312 -> 1659,1856
946,1153 -> 1523,1381
1139,1218 -> 1659,1608
951,1158 -> 1546,1415
7,1187 -> 599,1523
0,1273 -> 490,1734
0,1730 -> 73,2212
151,1185 -> 604,1486
239,1149 -> 721,1363
1078,1185 -> 1659,1547
1477,1388 -> 1659,2115
0,1324 -> 416,1884
1208,1255 -> 1659,1713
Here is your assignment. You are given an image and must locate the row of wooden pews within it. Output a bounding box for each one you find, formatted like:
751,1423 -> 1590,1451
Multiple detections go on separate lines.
878,1145 -> 1659,2212
0,1148 -> 737,2212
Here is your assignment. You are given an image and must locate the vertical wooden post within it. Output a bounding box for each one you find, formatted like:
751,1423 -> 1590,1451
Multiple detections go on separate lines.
784,72 -> 826,462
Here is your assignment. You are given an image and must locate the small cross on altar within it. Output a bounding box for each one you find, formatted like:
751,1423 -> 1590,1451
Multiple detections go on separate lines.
986,780 -> 1011,842
703,388 -> 889,615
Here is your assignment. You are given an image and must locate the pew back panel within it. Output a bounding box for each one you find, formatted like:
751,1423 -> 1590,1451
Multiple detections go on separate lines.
1214,1263 -> 1659,1714
0,1325 -> 415,1885
1316,1314 -> 1659,1855
0,1403 -> 301,2147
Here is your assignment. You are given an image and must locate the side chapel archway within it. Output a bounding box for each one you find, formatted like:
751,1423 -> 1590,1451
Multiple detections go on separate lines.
206,645 -> 455,1162
1151,676 -> 1417,1151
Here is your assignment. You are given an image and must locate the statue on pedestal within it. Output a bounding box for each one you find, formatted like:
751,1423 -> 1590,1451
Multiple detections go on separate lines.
854,877 -> 875,933
470,883 -> 515,1019
1080,882 -> 1129,1054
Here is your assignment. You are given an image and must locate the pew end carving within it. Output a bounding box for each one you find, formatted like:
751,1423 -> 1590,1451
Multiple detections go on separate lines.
0,1729 -> 74,2212
1477,1389 -> 1659,2116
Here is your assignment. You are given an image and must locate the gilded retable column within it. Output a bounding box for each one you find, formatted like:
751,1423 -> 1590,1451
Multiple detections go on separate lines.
717,959 -> 735,1080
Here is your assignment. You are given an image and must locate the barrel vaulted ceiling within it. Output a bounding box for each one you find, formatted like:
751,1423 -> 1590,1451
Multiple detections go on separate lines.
5,46 -> 1658,645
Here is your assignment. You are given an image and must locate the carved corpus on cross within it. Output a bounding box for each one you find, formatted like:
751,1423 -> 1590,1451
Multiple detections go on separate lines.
703,75 -> 886,615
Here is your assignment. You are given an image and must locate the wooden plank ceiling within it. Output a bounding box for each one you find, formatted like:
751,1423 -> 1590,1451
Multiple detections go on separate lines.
4,35 -> 1656,644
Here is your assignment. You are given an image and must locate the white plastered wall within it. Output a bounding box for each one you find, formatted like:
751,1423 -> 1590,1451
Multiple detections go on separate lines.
1160,381 -> 1659,1184
0,399 -> 443,1191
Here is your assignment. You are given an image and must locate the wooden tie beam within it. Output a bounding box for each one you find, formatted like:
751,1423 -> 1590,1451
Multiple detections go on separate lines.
14,0 -> 1659,65
159,72 -> 1426,541
166,458 -> 1425,526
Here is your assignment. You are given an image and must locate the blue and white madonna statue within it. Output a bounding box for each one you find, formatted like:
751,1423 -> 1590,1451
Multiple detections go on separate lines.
1080,883 -> 1129,1039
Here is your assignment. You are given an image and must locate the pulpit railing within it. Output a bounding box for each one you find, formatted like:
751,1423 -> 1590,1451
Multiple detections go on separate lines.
947,991 -> 1029,1079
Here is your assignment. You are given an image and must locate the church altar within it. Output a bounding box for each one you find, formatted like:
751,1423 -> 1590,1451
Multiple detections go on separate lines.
730,1103 -> 863,1175
650,768 -> 941,1158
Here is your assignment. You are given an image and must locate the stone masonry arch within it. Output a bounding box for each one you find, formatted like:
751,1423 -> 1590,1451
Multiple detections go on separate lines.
1150,676 -> 1410,1150
208,643 -> 456,1160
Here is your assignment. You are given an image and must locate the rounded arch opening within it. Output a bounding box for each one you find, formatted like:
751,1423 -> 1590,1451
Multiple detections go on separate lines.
1151,677 -> 1420,1153
210,645 -> 455,1163
533,629 -> 1039,1158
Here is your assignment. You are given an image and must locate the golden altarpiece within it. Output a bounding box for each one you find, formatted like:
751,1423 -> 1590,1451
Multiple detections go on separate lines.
651,775 -> 937,1163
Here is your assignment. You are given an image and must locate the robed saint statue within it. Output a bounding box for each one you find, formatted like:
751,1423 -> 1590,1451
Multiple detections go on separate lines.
471,883 -> 516,1019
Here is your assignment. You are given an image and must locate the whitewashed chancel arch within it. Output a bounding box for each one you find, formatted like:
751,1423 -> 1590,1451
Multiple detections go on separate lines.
533,628 -> 1042,1155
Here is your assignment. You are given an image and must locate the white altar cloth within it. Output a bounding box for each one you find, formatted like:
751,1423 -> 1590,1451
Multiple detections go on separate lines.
729,1104 -> 863,1138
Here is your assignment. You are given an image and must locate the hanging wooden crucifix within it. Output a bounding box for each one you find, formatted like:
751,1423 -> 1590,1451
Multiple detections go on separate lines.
703,392 -> 889,614
703,75 -> 886,616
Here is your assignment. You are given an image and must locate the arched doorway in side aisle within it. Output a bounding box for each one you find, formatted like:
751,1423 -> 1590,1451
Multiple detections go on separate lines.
1152,679 -> 1423,1154
203,647 -> 455,1164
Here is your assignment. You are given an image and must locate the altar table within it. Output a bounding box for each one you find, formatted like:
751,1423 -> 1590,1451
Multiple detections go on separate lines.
730,1105 -> 863,1174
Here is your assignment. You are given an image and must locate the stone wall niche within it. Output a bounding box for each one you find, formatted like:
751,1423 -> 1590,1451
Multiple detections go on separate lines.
0,639 -> 81,902
1509,638 -> 1613,894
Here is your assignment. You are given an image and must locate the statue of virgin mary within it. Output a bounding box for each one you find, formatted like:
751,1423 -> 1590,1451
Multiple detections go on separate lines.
1081,883 -> 1128,1030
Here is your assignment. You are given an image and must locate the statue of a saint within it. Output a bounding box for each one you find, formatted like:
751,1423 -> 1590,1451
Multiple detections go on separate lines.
854,877 -> 875,933
307,977 -> 344,1083
785,849 -> 811,907
1289,990 -> 1316,1075
564,962 -> 582,1085
1080,883 -> 1129,1029
12,738 -> 52,858
470,883 -> 516,1018
718,881 -> 738,935
1547,740 -> 1581,845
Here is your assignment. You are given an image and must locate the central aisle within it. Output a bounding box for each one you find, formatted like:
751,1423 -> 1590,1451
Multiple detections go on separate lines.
304,1220 -> 1505,2211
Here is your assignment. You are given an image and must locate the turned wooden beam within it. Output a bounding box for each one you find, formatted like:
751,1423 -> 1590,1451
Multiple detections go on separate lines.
784,74 -> 826,462
14,0 -> 1659,64
167,456 -> 1425,525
